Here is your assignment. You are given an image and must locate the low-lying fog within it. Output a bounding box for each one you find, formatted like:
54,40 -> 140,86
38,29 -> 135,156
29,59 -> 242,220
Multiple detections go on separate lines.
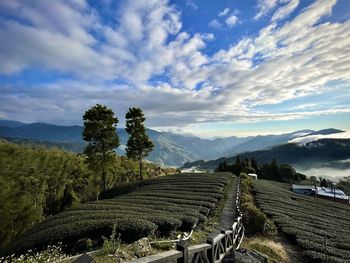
298,167 -> 350,182
297,159 -> 350,182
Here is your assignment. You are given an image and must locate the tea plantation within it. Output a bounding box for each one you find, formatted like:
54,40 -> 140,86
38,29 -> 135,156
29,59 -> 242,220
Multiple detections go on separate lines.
253,180 -> 350,263
5,172 -> 233,255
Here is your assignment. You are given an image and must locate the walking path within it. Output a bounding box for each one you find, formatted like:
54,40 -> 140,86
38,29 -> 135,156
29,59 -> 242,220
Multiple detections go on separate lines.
208,176 -> 238,239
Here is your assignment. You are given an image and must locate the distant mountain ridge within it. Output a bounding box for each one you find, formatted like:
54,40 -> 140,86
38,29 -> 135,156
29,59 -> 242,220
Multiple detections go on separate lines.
0,120 -> 347,167
222,129 -> 315,156
182,128 -> 350,172
0,120 -> 249,166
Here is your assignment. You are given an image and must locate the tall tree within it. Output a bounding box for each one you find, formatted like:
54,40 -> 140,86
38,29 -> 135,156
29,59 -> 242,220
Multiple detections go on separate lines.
82,104 -> 119,192
125,107 -> 154,180
251,157 -> 259,172
233,155 -> 242,176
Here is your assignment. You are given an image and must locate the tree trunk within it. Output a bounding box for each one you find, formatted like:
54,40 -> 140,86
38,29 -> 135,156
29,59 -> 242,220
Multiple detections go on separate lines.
139,157 -> 143,181
102,141 -> 106,192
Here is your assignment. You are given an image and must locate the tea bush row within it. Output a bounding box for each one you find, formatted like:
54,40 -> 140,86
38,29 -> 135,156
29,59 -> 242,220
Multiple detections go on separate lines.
8,172 -> 232,255
253,180 -> 350,263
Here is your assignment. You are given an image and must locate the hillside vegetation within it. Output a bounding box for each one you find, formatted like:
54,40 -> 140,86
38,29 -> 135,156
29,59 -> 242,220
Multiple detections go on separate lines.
253,180 -> 350,263
2,172 -> 232,256
0,140 -> 172,249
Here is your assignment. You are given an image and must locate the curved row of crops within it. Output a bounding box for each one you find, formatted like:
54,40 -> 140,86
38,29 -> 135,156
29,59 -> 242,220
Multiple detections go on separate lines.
5,172 -> 233,255
253,180 -> 350,263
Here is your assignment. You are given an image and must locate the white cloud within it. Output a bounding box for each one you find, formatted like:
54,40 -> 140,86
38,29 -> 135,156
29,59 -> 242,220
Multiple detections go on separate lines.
185,0 -> 198,10
209,19 -> 222,29
254,0 -> 278,20
289,131 -> 350,145
225,15 -> 238,27
271,0 -> 299,22
218,8 -> 230,17
0,0 -> 184,84
206,0 -> 348,112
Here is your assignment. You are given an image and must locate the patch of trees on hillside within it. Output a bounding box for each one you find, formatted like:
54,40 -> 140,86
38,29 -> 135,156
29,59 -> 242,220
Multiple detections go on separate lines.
216,156 -> 306,182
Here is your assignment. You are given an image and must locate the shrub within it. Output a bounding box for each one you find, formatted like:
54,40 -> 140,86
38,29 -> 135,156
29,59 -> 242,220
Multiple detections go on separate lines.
240,173 -> 276,236
5,218 -> 157,255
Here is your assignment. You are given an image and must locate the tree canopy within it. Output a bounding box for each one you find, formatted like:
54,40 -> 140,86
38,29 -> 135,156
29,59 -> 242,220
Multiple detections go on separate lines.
125,107 -> 154,180
83,104 -> 120,191
216,156 -> 307,182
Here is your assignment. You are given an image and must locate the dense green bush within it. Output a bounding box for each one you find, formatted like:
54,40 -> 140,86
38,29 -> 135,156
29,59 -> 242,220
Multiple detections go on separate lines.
4,218 -> 157,255
99,181 -> 145,199
0,141 -> 94,247
240,173 -> 276,236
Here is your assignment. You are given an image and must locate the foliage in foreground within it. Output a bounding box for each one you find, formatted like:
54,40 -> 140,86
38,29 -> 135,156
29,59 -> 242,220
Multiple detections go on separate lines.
0,141 -> 93,248
253,180 -> 350,263
0,243 -> 67,263
0,140 -> 174,249
3,172 -> 232,256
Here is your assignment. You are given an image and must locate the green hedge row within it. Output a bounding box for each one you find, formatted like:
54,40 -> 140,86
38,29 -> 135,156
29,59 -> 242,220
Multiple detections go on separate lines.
117,196 -> 215,209
71,201 -> 211,215
127,189 -> 222,197
46,204 -> 204,222
253,180 -> 350,263
125,191 -> 220,203
24,209 -> 201,237
5,218 -> 157,255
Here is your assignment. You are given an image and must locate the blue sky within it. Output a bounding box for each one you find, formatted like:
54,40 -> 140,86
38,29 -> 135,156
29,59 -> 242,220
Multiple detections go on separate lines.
0,0 -> 349,137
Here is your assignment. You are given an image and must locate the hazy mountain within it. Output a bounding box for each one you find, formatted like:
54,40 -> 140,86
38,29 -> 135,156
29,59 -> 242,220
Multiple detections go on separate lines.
1,120 -> 346,168
1,137 -> 85,153
222,129 -> 314,156
182,138 -> 350,171
0,120 -> 247,166
0,120 -> 27,128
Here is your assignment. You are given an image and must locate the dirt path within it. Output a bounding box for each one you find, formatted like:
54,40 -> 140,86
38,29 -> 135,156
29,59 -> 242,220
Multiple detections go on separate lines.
208,176 -> 238,238
274,231 -> 309,263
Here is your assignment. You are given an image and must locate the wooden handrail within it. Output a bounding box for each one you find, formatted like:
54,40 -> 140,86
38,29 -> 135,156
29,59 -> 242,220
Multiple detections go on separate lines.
129,250 -> 183,263
188,244 -> 211,254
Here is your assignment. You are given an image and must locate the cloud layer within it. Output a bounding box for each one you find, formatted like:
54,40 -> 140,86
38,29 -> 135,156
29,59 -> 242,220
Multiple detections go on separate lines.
0,0 -> 349,133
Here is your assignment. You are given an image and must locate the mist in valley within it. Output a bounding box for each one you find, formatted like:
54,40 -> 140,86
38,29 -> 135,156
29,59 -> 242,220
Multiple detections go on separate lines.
297,159 -> 350,182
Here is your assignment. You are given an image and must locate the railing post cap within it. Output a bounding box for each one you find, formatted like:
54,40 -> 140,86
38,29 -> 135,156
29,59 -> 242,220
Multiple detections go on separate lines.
176,239 -> 188,249
206,237 -> 214,244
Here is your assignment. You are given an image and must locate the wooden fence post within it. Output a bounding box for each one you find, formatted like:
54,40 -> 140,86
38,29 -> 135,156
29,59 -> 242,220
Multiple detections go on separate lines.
207,237 -> 215,263
176,240 -> 188,263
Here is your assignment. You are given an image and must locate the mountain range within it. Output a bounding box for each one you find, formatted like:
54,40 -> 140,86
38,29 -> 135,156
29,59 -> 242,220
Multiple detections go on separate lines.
182,138 -> 350,171
1,119 -> 349,168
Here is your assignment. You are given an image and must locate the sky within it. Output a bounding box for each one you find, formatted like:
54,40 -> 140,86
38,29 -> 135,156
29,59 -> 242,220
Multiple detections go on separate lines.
0,0 -> 350,138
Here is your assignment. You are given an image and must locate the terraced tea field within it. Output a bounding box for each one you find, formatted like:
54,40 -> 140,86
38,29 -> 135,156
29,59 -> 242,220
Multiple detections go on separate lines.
6,172 -> 233,255
253,180 -> 350,263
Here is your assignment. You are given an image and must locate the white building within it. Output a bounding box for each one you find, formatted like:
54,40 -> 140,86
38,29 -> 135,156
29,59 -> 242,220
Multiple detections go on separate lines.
248,173 -> 258,180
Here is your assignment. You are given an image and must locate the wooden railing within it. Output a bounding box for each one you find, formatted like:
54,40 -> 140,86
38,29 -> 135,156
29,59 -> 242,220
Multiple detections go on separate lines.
129,176 -> 244,263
